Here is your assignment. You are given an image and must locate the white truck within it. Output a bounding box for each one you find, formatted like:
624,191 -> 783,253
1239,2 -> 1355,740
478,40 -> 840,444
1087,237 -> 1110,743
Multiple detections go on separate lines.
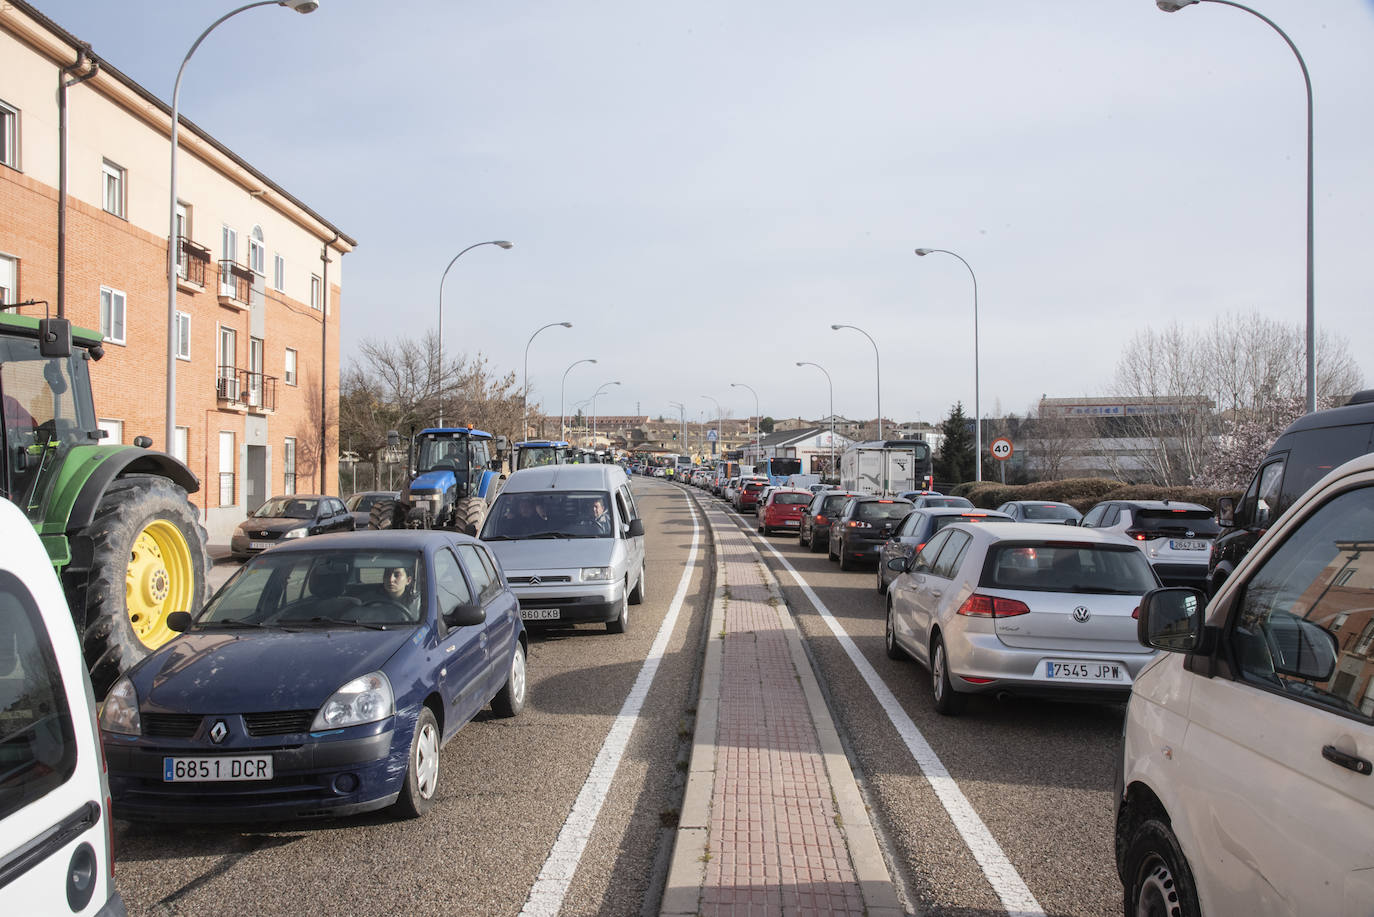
840,440 -> 934,496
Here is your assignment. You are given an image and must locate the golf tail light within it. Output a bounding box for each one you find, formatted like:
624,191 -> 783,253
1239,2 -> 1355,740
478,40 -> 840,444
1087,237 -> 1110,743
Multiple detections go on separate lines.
956,594 -> 1030,618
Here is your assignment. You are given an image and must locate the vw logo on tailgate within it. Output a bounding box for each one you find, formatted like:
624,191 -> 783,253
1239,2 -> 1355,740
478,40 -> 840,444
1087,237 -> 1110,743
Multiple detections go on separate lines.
1072,606 -> 1091,623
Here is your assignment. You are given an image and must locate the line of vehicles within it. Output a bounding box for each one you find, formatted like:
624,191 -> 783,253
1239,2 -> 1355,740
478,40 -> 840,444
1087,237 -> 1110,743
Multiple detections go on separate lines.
680,391 -> 1374,917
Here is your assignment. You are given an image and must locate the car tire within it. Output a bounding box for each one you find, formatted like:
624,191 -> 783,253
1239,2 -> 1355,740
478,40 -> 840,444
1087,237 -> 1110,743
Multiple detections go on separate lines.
885,602 -> 905,660
490,640 -> 527,718
930,633 -> 966,716
369,498 -> 405,530
396,706 -> 440,819
838,545 -> 853,571
1121,819 -> 1201,917
799,526 -> 810,548
454,496 -> 487,537
828,536 -> 838,562
628,564 -> 645,605
877,566 -> 887,594
810,529 -> 825,554
606,597 -> 628,634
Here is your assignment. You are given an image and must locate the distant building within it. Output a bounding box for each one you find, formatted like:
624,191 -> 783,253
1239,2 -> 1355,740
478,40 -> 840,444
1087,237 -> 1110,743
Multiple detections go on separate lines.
741,427 -> 855,477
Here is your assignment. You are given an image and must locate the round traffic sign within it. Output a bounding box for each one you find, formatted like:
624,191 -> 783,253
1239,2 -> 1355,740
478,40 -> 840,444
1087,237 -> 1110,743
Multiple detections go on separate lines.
990,437 -> 1013,461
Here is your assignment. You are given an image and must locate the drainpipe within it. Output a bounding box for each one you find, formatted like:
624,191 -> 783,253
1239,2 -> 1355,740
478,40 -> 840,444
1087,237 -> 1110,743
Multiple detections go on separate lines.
320,231 -> 340,493
58,49 -> 98,318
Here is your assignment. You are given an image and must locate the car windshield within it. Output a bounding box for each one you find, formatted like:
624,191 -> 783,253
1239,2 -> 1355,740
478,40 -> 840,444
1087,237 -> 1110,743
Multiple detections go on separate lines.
346,493 -> 389,512
254,496 -> 317,519
981,543 -> 1158,594
774,493 -> 811,505
1134,509 -> 1220,537
482,490 -> 614,539
200,549 -> 426,627
1022,503 -> 1080,521
517,446 -> 560,468
856,501 -> 912,523
923,496 -> 973,508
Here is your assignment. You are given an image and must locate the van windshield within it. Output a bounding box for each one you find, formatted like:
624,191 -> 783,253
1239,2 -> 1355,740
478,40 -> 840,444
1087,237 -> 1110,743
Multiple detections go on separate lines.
483,490 -> 615,539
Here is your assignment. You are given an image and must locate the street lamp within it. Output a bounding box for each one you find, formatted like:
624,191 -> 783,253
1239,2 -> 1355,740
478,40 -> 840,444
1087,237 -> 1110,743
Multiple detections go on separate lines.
668,400 -> 687,456
796,361 -> 835,480
1156,0 -> 1315,413
914,247 -> 981,481
701,394 -> 722,459
436,240 -> 514,426
730,382 -> 760,462
523,321 -> 572,439
165,0 -> 319,453
560,358 -> 596,441
830,324 -> 882,441
592,381 -> 621,449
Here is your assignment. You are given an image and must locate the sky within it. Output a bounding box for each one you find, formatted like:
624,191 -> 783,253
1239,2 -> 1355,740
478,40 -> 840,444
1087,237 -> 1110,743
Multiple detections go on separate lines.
44,0 -> 1374,430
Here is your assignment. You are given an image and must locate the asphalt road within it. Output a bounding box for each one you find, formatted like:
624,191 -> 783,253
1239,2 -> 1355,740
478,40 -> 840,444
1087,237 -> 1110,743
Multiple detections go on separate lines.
113,477 -> 712,917
709,490 -> 1126,917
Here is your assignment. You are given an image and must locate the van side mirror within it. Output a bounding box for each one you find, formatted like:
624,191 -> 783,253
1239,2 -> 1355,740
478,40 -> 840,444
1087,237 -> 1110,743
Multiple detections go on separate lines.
1217,497 -> 1235,527
445,602 -> 486,627
625,518 -> 645,537
1137,587 -> 1208,652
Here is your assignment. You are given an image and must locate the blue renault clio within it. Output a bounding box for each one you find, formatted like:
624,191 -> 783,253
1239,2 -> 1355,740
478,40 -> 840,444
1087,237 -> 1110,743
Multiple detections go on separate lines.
100,530 -> 526,822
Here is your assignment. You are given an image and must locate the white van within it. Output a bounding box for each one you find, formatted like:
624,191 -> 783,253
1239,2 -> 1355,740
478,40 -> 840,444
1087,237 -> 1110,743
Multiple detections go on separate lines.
0,499 -> 124,915
478,464 -> 646,633
1119,452 -> 1374,916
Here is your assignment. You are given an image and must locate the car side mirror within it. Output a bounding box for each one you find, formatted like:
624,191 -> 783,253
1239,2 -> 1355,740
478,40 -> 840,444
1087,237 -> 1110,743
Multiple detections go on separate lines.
167,611 -> 193,633
1062,518 -> 1077,526
1269,616 -> 1339,682
1137,587 -> 1208,652
445,602 -> 486,627
625,518 -> 645,537
1217,497 -> 1235,527
886,557 -> 908,573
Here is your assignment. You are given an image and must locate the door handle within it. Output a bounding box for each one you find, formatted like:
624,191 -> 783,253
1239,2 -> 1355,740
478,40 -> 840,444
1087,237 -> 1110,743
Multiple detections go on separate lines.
1322,745 -> 1373,775
929,589 -> 942,598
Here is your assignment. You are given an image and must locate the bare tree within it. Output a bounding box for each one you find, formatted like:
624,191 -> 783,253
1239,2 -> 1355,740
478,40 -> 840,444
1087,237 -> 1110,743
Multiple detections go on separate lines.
294,370 -> 336,493
1023,402 -> 1095,482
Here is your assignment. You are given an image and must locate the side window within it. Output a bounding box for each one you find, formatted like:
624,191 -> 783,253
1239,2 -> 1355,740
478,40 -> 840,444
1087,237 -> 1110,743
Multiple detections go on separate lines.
932,530 -> 971,579
433,548 -> 473,615
1230,483 -> 1374,723
1081,504 -> 1107,528
455,544 -> 496,602
0,569 -> 78,820
899,513 -> 922,537
474,547 -> 501,595
1101,506 -> 1121,528
1281,425 -> 1374,517
1249,459 -> 1287,529
914,529 -> 952,572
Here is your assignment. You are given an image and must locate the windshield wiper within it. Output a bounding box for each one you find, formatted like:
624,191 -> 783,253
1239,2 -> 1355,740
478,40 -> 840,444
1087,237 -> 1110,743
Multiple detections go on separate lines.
337,619 -> 390,630
192,619 -> 274,630
482,534 -> 519,541
527,531 -> 587,539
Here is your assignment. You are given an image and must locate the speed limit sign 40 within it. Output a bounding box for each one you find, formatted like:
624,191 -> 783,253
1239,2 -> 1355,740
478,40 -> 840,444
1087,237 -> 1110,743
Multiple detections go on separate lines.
990,437 -> 1013,461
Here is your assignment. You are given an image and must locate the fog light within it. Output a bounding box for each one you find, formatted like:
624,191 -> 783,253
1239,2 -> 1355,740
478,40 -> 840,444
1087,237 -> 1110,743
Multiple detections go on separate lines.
333,773 -> 359,794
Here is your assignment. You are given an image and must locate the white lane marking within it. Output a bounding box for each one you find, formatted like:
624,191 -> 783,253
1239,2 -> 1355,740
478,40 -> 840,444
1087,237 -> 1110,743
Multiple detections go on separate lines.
519,485 -> 701,917
724,505 -> 1045,917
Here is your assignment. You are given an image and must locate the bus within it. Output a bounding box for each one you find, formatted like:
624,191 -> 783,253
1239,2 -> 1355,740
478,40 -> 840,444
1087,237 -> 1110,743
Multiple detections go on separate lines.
759,456 -> 803,486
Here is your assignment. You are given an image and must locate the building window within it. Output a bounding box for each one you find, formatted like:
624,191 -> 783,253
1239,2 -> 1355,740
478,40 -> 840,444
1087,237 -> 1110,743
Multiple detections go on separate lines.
249,226 -> 265,275
173,426 -> 188,464
175,201 -> 192,279
175,311 -> 191,360
0,100 -> 18,170
0,253 -> 16,306
273,254 -> 285,291
284,348 -> 297,386
97,419 -> 123,445
218,431 -> 236,506
99,286 -> 126,345
249,337 -> 264,407
283,437 -> 297,496
102,159 -> 126,218
310,274 -> 321,311
220,225 -> 238,296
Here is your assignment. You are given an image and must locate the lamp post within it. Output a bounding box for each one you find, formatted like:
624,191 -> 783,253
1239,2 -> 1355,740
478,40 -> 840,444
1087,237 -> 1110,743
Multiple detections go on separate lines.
796,361 -> 835,480
436,240 -> 514,426
730,382 -> 760,463
592,381 -> 621,450
560,358 -> 596,441
668,400 -> 687,458
522,321 -> 572,440
165,0 -> 319,454
914,247 -> 981,481
830,324 -> 881,441
701,394 -> 722,459
1156,0 -> 1315,413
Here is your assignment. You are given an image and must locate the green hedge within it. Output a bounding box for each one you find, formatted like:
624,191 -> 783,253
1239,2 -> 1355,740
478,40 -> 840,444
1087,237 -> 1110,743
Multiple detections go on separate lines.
949,477 -> 1242,513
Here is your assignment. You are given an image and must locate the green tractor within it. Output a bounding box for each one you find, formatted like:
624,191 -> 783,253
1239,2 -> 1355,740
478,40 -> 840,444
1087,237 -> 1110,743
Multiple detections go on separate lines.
0,313 -> 209,697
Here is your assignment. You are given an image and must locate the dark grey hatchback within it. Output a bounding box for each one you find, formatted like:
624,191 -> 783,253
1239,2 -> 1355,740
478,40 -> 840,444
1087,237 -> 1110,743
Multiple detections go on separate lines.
827,496 -> 913,570
230,494 -> 355,558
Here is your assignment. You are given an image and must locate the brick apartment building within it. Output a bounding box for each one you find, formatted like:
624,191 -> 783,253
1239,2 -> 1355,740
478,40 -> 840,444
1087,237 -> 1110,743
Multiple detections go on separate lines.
0,2 -> 355,542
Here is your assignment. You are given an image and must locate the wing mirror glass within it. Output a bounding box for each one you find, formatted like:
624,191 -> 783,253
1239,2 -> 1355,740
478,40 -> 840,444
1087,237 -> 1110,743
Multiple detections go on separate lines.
886,557 -> 908,572
1217,496 -> 1235,527
1137,587 -> 1206,652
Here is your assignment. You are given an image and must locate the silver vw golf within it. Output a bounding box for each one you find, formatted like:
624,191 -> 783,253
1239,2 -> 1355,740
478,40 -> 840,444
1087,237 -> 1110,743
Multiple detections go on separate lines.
883,522 -> 1159,715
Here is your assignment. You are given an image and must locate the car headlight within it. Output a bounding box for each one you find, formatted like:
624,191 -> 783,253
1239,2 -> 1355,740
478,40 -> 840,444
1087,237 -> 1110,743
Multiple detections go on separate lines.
311,671 -> 394,731
283,526 -> 308,539
100,676 -> 141,736
580,566 -> 613,582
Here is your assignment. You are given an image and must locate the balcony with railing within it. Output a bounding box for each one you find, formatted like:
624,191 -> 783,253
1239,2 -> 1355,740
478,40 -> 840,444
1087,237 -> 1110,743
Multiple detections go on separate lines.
217,260 -> 254,310
216,366 -> 277,414
177,237 -> 211,292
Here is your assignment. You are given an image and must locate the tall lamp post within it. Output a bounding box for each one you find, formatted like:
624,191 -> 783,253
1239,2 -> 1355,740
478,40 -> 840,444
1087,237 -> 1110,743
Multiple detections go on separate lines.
523,320 -> 572,439
668,400 -> 687,458
591,381 -> 621,450
701,394 -> 722,459
560,358 -> 596,441
165,0 -> 319,453
437,240 -> 513,426
730,382 -> 760,463
796,361 -> 835,479
914,247 -> 981,481
830,324 -> 882,441
1156,0 -> 1315,413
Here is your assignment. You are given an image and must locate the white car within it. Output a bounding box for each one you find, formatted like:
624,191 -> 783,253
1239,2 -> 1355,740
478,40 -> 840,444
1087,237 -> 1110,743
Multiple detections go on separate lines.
1077,499 -> 1219,589
1118,453 -> 1374,916
0,499 -> 123,915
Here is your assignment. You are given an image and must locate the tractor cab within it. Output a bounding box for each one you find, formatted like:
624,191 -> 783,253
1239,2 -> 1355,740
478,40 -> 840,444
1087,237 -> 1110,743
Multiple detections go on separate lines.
513,439 -> 571,470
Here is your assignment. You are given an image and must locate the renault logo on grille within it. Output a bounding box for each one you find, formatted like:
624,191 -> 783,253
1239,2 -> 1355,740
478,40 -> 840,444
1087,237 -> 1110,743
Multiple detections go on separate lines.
1072,606 -> 1091,623
529,575 -> 542,586
209,719 -> 229,744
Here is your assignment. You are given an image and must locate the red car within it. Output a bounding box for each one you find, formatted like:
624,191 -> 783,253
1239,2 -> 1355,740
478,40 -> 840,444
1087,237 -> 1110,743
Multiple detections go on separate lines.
757,488 -> 814,535
737,480 -> 769,514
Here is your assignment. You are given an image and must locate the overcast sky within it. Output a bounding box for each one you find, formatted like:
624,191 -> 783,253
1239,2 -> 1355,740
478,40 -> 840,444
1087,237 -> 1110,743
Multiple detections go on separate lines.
48,0 -> 1374,429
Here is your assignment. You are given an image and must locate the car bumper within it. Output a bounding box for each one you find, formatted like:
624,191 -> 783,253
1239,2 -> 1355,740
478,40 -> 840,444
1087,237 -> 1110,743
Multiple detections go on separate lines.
941,629 -> 1155,700
1149,561 -> 1209,588
103,720 -> 404,822
513,581 -> 626,625
839,535 -> 890,562
229,532 -> 281,557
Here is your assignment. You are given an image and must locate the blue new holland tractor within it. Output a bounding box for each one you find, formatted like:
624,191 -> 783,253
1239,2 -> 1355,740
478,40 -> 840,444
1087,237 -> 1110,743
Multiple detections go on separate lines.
370,427 -> 507,535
